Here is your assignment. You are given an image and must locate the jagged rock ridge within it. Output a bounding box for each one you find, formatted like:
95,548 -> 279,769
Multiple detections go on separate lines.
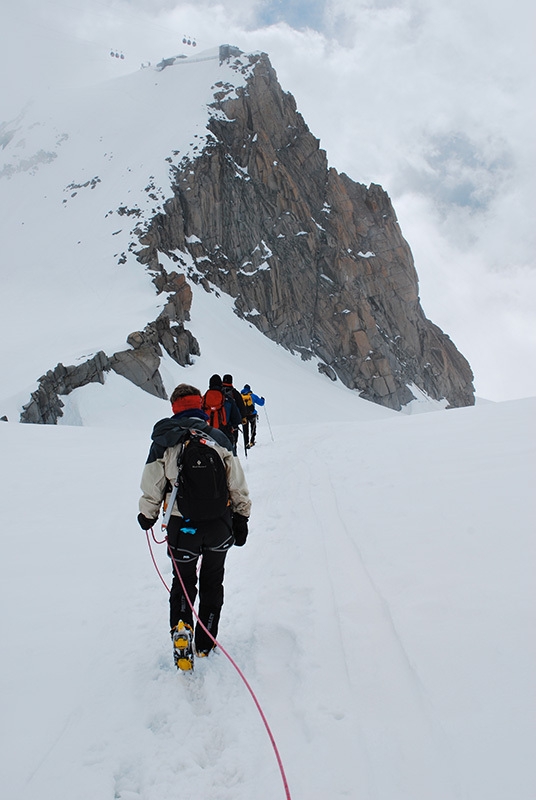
20,275 -> 198,424
19,46 -> 474,422
138,50 -> 474,410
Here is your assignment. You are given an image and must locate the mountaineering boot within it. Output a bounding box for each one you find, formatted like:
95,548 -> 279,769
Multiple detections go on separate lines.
172,620 -> 194,671
196,646 -> 214,658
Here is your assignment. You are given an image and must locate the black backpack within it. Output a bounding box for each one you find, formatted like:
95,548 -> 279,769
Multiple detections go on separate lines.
175,430 -> 229,521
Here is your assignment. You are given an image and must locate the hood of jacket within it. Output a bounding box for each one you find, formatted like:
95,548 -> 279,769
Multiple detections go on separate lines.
150,413 -> 232,453
151,414 -> 211,449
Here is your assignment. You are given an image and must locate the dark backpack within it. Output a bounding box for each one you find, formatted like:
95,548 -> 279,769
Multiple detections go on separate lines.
202,389 -> 227,430
176,430 -> 229,521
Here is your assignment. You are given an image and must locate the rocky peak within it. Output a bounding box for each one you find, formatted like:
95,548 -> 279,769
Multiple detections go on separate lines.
18,47 -> 474,423
137,50 -> 474,410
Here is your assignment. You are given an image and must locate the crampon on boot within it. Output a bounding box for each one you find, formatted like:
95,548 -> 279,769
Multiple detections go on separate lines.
172,620 -> 194,671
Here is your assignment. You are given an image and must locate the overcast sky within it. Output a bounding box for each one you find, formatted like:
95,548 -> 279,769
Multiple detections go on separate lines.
1,0 -> 535,400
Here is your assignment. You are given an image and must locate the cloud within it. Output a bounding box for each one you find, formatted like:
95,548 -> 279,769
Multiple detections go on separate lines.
255,0 -> 327,30
398,131 -> 514,212
1,0 -> 535,400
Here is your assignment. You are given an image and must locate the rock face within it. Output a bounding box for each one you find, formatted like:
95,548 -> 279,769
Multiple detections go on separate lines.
20,47 -> 474,423
21,351 -> 111,424
20,277 -> 199,424
138,50 -> 474,410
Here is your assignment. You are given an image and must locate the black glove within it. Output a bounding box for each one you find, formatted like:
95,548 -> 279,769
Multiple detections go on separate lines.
232,513 -> 249,546
138,513 -> 157,530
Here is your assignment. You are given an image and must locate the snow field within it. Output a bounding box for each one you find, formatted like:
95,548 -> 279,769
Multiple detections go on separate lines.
1,395 -> 534,799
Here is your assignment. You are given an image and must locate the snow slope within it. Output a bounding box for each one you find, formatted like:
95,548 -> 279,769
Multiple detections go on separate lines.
0,48 -> 258,421
0,388 -> 534,799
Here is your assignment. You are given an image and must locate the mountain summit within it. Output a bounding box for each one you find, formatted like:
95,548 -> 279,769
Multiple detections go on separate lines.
0,45 -> 474,422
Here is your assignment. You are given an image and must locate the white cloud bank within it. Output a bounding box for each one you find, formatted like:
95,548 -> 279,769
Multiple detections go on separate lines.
1,0 -> 535,400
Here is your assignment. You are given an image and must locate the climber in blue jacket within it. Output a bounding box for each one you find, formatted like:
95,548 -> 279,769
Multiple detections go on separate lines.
240,384 -> 265,448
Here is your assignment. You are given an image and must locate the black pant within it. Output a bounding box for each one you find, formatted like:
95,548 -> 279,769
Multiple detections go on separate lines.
166,513 -> 234,652
244,415 -> 257,446
230,427 -> 239,456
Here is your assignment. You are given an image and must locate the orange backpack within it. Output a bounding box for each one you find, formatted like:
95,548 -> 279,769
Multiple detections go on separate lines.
202,389 -> 227,429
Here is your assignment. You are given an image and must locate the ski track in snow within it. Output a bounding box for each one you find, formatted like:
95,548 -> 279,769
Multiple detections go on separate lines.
241,436 -> 459,799
307,453 -> 461,799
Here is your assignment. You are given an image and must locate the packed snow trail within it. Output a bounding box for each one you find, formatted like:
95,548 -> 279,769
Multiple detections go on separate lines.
149,530 -> 293,799
0,397 -> 534,799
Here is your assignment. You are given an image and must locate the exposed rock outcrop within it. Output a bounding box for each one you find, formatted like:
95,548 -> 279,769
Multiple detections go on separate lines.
20,309 -> 199,424
138,51 -> 474,410
110,314 -> 199,399
21,351 -> 111,424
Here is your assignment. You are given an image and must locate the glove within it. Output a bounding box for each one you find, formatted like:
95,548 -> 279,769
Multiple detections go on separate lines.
232,513 -> 249,546
138,513 -> 157,530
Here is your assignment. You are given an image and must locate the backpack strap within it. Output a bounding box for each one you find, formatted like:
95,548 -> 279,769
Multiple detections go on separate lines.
161,431 -> 189,530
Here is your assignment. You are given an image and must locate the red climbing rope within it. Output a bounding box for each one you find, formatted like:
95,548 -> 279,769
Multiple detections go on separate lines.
145,528 -> 292,800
